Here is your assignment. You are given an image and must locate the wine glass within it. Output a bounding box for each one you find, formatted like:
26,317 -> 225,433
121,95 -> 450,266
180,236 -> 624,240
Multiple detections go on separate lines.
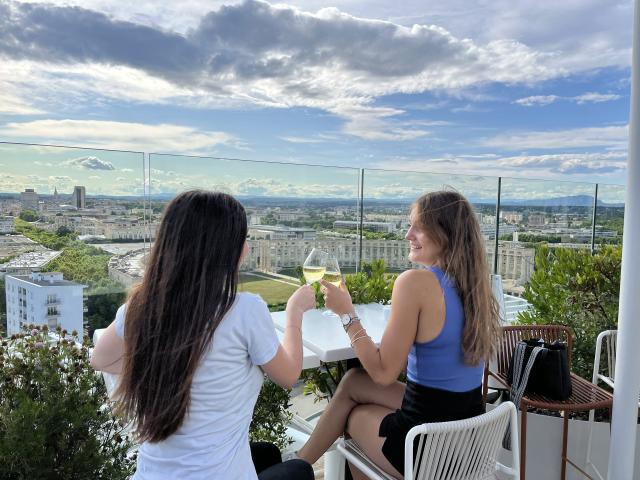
323,256 -> 342,288
322,255 -> 342,316
302,248 -> 328,284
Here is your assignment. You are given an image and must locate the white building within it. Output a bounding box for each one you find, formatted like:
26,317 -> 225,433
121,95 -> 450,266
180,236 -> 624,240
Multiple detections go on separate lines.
0,250 -> 62,276
249,225 -> 317,240
276,211 -> 304,221
20,188 -> 38,211
527,214 -> 547,226
4,272 -> 86,337
502,212 -> 523,223
0,216 -> 15,234
334,220 -> 396,233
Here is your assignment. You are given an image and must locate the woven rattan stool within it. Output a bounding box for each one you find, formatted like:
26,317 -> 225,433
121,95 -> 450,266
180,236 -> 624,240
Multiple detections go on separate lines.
483,325 -> 613,480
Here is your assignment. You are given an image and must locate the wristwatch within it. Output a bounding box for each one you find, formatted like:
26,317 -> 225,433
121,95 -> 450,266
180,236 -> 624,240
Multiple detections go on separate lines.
340,312 -> 360,332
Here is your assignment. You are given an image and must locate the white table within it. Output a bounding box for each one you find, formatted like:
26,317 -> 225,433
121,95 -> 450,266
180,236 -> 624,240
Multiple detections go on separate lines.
271,303 -> 390,362
92,327 -> 321,399
275,329 -> 321,369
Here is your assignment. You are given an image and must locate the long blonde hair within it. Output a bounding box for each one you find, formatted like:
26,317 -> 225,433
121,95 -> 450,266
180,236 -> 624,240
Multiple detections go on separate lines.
413,190 -> 500,365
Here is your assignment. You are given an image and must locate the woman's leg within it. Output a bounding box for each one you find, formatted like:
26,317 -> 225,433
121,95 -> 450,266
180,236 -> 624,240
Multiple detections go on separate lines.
346,404 -> 403,480
250,442 -> 282,474
297,368 -> 405,464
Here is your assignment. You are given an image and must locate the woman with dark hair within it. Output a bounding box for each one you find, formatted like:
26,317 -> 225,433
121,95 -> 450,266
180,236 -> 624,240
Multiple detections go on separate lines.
295,190 -> 501,479
91,190 -> 315,480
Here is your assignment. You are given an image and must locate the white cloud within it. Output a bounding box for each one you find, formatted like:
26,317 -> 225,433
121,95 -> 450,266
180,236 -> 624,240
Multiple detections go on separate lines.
494,151 -> 627,175
65,156 -> 116,171
14,0 -> 631,76
0,1 -> 567,141
0,119 -> 236,153
514,92 -> 622,107
514,95 -> 559,106
483,125 -> 628,150
279,136 -> 325,144
372,150 -> 627,182
0,89 -> 46,115
573,92 -> 622,104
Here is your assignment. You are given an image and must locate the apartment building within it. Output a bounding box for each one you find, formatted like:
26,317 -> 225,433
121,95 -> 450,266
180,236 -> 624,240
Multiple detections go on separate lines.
0,216 -> 15,234
4,272 -> 86,337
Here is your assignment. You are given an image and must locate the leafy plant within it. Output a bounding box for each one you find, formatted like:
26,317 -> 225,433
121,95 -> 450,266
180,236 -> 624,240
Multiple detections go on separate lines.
0,325 -> 135,479
519,245 -> 621,379
250,379 -> 293,450
297,259 -> 397,401
18,209 -> 39,222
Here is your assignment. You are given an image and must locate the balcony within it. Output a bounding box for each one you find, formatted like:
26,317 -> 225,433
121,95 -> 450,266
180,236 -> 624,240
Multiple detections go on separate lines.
0,139 -> 632,478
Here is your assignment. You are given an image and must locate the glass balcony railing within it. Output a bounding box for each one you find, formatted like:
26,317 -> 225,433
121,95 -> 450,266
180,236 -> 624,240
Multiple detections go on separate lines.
595,183 -> 626,247
0,142 -> 144,338
360,168 -> 499,273
148,153 -> 361,306
0,141 -> 626,336
497,176 -> 599,295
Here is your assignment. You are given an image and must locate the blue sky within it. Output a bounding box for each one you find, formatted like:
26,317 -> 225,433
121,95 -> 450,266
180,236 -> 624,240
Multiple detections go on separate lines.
0,0 -> 633,193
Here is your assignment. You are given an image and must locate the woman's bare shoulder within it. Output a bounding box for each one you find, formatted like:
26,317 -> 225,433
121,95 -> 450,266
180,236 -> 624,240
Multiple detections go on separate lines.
394,268 -> 441,294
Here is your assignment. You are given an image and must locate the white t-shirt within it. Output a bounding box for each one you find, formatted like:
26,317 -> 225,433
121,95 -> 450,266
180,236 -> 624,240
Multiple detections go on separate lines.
114,292 -> 280,480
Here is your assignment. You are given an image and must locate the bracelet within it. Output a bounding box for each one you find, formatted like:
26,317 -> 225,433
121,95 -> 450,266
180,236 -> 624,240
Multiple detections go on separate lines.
350,331 -> 368,342
348,327 -> 365,340
350,335 -> 371,347
286,324 -> 302,332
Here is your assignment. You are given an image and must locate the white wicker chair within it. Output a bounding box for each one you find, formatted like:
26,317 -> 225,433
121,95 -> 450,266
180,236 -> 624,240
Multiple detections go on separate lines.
586,329 -> 626,479
337,401 -> 520,479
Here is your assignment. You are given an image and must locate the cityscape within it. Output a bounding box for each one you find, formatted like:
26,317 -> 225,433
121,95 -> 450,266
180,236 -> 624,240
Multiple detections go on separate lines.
0,149 -> 625,339
0,0 -> 635,477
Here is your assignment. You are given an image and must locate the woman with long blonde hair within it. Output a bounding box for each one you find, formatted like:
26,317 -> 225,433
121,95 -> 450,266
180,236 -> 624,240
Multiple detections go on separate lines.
296,190 -> 500,479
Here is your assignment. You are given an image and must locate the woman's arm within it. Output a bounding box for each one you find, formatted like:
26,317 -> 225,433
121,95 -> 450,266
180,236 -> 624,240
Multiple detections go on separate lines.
261,285 -> 315,389
90,320 -> 124,374
322,269 -> 441,386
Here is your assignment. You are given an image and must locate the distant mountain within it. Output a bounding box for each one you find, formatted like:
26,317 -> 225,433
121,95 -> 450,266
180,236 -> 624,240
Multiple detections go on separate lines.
500,195 -> 624,208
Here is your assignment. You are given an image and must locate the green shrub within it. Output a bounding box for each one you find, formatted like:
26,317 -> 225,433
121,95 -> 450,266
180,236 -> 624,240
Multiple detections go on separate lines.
18,210 -> 39,222
519,245 -> 621,379
0,325 -> 135,480
250,380 -> 293,450
300,260 -> 397,401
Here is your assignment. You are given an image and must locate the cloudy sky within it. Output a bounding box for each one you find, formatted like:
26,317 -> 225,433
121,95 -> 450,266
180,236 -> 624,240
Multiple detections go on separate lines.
0,0 -> 633,195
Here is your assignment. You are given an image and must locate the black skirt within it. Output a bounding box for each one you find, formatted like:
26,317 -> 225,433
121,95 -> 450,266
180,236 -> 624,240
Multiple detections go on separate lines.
378,380 -> 484,475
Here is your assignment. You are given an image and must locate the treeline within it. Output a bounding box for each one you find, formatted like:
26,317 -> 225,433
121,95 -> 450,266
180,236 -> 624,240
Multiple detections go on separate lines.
14,219 -> 126,336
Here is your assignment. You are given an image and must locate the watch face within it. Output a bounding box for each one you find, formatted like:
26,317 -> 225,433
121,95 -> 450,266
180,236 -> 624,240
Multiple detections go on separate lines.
340,314 -> 350,325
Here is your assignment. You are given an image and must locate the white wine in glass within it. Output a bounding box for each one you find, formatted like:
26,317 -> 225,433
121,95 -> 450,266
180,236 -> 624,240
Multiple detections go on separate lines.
303,248 -> 328,284
323,256 -> 342,288
322,256 -> 342,316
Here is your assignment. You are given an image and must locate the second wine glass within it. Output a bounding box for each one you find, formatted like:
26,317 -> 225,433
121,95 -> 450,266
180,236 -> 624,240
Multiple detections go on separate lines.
322,255 -> 342,316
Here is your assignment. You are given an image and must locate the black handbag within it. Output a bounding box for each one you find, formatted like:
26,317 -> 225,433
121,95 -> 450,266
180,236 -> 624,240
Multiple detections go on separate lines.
507,338 -> 572,401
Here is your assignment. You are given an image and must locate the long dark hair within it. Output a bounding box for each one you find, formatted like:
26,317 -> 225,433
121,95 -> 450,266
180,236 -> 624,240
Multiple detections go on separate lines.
413,190 -> 500,365
115,190 -> 248,442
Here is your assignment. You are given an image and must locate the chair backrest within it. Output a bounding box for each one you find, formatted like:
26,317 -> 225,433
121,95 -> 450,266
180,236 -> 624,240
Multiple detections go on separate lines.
405,401 -> 520,479
490,273 -> 506,324
592,330 -> 617,388
495,325 -> 573,377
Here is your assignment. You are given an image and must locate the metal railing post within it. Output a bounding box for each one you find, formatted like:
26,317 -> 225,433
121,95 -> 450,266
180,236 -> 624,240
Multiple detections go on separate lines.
493,177 -> 502,274
591,183 -> 599,254
357,169 -> 364,273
